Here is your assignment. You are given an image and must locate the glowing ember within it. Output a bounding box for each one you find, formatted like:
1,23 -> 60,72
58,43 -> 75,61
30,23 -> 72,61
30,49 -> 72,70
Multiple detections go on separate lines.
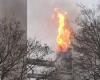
54,8 -> 73,52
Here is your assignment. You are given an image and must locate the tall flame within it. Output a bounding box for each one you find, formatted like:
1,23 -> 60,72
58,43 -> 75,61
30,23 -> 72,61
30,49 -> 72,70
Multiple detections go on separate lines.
54,8 -> 73,52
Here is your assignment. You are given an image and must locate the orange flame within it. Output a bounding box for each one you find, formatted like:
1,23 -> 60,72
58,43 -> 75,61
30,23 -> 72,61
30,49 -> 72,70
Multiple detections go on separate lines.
54,8 -> 73,52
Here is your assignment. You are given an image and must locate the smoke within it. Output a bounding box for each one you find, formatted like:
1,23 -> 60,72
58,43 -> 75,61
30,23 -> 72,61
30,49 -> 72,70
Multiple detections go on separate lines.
27,0 -> 79,49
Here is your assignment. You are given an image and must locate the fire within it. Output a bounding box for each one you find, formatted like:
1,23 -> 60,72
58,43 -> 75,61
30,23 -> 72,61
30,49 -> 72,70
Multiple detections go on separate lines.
54,8 -> 73,52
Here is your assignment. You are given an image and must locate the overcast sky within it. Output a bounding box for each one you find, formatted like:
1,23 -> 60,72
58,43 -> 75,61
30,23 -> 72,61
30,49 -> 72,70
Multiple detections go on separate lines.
27,0 -> 99,49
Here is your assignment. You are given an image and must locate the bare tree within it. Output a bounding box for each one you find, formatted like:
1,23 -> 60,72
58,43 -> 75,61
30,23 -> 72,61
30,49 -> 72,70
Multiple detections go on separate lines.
27,39 -> 56,80
73,5 -> 100,80
0,17 -> 55,80
0,17 -> 27,80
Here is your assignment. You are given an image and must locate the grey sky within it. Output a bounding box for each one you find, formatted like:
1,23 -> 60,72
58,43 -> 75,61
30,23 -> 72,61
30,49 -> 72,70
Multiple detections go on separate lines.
27,0 -> 98,49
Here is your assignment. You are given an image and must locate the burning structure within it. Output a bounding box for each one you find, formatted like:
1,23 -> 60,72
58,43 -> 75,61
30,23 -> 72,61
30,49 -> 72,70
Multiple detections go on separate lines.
54,8 -> 73,80
27,8 -> 74,80
53,8 -> 73,52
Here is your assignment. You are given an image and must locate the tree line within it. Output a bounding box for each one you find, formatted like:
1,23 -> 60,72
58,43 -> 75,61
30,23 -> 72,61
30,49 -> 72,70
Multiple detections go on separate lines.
0,4 -> 100,80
